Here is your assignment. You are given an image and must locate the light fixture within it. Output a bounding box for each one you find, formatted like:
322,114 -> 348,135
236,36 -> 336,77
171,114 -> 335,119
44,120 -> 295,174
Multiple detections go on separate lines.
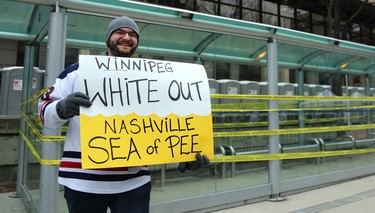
340,63 -> 348,69
256,51 -> 267,61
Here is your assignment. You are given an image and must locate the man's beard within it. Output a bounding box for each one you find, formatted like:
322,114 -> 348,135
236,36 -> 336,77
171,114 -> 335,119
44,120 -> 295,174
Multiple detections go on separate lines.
108,41 -> 136,57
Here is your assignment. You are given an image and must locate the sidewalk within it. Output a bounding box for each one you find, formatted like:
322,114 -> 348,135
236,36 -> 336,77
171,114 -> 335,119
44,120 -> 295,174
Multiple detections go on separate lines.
0,192 -> 26,213
214,175 -> 375,213
2,175 -> 375,213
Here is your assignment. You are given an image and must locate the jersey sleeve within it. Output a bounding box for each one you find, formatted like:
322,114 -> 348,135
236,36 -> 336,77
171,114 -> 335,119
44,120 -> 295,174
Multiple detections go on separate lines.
38,63 -> 79,129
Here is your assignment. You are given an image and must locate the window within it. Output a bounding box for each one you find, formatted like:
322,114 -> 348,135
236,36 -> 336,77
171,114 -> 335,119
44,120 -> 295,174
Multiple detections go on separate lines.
215,62 -> 230,79
311,13 -> 325,36
239,64 -> 261,81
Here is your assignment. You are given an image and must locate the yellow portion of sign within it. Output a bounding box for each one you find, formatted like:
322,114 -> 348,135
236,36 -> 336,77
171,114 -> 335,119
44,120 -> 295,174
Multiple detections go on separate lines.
80,113 -> 214,169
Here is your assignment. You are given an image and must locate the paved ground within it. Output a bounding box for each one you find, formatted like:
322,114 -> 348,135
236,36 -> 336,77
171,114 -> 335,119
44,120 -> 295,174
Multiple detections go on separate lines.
212,175 -> 375,213
2,174 -> 375,212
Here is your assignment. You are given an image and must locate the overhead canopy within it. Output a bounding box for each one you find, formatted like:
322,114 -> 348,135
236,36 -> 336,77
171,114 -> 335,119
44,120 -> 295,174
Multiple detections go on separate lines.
2,0 -> 375,75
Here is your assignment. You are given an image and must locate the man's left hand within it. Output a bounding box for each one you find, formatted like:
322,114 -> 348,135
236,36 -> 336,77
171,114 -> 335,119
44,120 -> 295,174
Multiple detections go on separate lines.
178,153 -> 210,173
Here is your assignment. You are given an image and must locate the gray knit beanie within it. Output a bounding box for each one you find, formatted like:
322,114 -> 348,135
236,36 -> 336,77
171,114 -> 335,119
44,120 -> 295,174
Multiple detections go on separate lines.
106,16 -> 140,47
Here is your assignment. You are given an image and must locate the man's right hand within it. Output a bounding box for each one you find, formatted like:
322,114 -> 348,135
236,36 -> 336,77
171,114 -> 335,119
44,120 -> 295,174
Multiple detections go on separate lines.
56,92 -> 92,119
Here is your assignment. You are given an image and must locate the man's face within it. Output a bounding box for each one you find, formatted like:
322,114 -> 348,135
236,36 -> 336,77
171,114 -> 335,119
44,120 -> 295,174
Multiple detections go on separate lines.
108,27 -> 138,57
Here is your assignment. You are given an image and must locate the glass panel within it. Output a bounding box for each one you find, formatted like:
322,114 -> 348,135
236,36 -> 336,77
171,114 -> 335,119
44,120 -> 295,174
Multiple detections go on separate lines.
202,35 -> 266,59
67,13 -> 109,44
196,0 -> 219,15
296,9 -> 310,32
280,17 -> 293,28
312,13 -> 325,36
243,0 -> 260,10
280,5 -> 294,18
296,8 -> 309,21
347,57 -> 375,71
0,1 -> 51,39
26,136 -> 41,210
64,10 -> 276,205
221,4 -> 241,19
278,43 -> 317,66
215,62 -> 230,79
262,1 -> 277,14
362,26 -> 373,45
243,8 -> 259,22
140,24 -> 211,53
242,0 -> 260,22
263,13 -> 278,25
278,41 -> 358,72
262,1 -> 278,25
28,42 -> 49,212
0,1 -> 34,34
350,23 -> 361,43
306,51 -> 353,70
278,4 -> 294,29
239,65 -> 262,81
297,20 -> 311,33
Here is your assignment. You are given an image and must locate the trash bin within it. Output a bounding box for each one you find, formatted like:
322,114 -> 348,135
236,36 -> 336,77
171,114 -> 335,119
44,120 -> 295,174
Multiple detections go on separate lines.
0,66 -> 44,115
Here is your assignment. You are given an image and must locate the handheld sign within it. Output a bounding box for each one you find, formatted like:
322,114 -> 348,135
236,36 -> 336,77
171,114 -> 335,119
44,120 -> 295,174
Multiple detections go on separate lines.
78,55 -> 214,169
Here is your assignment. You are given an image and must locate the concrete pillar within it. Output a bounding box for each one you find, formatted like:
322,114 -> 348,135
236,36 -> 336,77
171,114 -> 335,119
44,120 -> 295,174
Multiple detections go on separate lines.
306,71 -> 318,84
279,68 -> 289,82
204,61 -> 214,79
261,66 -> 268,82
230,63 -> 239,80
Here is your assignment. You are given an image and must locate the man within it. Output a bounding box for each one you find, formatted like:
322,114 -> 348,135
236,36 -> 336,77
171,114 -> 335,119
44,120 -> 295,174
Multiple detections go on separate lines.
39,16 -> 209,213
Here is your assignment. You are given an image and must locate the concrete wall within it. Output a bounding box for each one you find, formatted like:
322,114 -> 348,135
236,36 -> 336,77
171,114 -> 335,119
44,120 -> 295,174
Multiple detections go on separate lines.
0,116 -> 20,183
0,39 -> 18,68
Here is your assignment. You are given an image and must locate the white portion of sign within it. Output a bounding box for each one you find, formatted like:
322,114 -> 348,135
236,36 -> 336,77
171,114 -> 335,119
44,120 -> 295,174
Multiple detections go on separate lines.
78,55 -> 212,117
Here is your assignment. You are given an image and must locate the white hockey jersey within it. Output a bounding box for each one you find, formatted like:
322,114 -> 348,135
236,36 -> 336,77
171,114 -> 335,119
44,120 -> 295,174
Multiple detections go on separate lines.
38,63 -> 151,194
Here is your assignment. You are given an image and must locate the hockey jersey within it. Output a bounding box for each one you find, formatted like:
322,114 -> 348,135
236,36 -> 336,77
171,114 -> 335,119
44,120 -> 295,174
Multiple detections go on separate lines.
38,63 -> 151,194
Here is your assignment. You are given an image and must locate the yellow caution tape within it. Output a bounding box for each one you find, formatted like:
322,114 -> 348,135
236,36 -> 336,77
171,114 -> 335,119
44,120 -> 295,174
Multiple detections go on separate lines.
213,115 -> 365,129
19,130 -> 61,165
212,102 -> 375,112
211,148 -> 375,162
21,88 -> 49,105
21,111 -> 65,141
17,88 -> 375,165
210,94 -> 375,101
213,123 -> 375,137
20,125 -> 375,165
